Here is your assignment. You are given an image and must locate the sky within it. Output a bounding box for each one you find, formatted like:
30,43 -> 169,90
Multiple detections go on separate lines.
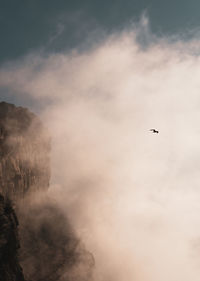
2,1 -> 200,281
2,0 -> 200,107
1,0 -> 200,65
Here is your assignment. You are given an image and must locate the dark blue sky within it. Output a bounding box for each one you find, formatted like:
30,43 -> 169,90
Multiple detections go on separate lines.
1,0 -> 200,64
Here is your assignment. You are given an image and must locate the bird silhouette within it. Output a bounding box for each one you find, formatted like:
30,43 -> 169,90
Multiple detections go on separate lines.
150,129 -> 159,133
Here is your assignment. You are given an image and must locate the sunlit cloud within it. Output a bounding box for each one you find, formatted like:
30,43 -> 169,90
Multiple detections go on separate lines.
1,20 -> 200,280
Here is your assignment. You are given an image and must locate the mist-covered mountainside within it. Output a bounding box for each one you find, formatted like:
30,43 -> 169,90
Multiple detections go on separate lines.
0,194 -> 25,281
0,101 -> 94,281
0,101 -> 50,200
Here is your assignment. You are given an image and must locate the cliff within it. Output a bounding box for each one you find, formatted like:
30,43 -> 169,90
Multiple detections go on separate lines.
0,194 -> 25,281
0,101 -> 94,281
0,102 -> 50,200
0,101 -> 51,281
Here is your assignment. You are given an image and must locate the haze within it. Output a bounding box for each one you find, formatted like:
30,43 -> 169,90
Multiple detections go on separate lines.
1,19 -> 200,281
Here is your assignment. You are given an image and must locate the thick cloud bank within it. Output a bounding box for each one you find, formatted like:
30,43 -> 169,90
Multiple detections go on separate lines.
18,196 -> 94,281
1,25 -> 200,281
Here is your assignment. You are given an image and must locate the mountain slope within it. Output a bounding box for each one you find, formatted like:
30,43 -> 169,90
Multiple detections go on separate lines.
0,194 -> 25,281
0,102 -> 50,200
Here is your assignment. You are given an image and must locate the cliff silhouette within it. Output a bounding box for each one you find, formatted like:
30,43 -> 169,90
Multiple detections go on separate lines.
0,101 -> 50,200
0,194 -> 25,281
0,102 -> 94,281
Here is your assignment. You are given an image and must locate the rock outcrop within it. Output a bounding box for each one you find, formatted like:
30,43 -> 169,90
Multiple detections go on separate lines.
0,102 -> 50,200
0,101 -> 51,281
0,101 -> 94,281
0,194 -> 25,281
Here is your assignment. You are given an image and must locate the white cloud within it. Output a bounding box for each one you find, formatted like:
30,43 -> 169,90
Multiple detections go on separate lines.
1,25 -> 200,280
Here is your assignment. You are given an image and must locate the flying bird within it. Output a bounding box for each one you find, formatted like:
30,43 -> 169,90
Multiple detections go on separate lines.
150,129 -> 159,133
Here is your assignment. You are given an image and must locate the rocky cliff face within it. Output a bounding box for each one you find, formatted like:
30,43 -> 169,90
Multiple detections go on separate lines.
0,102 -> 50,200
0,101 -> 51,281
0,194 -> 25,281
0,101 -> 94,281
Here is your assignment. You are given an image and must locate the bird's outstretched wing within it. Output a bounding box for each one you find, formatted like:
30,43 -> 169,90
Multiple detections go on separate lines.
150,129 -> 159,133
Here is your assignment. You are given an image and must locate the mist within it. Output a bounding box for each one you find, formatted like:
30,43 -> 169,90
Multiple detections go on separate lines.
1,21 -> 200,281
18,194 -> 94,281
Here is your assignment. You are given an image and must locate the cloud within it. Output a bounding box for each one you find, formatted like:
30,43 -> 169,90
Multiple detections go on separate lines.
1,20 -> 200,280
18,194 -> 94,281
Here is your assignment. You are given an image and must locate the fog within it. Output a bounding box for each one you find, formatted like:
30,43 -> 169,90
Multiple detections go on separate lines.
1,22 -> 200,280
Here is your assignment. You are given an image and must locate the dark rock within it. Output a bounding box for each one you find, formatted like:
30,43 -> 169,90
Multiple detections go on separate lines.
0,101 -> 94,281
0,102 -> 50,200
0,193 -> 25,281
